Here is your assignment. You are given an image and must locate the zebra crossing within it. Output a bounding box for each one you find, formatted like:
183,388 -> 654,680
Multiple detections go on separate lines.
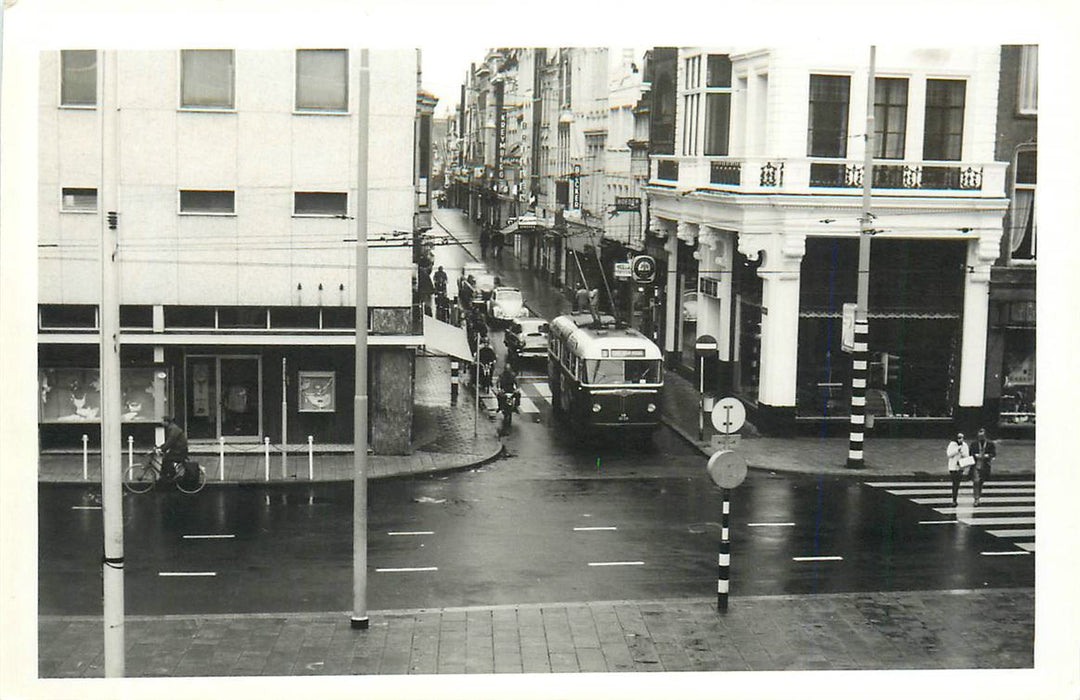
866,479 -> 1036,554
478,375 -> 551,415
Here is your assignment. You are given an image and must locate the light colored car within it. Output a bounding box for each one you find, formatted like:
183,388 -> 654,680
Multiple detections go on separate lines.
505,316 -> 549,361
487,287 -> 525,325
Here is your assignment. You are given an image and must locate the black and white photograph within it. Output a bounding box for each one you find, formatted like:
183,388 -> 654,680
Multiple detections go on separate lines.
2,1 -> 1078,699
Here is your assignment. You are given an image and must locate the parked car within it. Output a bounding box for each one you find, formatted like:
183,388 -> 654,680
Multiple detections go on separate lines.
487,287 -> 526,326
505,316 -> 550,363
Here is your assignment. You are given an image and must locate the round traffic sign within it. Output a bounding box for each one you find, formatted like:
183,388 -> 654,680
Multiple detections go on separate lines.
711,396 -> 746,434
631,255 -> 656,283
706,449 -> 747,489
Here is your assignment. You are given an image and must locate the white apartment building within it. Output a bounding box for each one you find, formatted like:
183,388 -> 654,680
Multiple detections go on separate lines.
38,48 -> 423,454
646,47 -> 1008,435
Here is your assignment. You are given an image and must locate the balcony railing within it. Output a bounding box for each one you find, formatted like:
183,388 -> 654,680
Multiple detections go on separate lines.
649,156 -> 1004,197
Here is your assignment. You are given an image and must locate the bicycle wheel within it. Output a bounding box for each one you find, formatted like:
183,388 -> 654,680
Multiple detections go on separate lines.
123,462 -> 157,494
175,462 -> 207,494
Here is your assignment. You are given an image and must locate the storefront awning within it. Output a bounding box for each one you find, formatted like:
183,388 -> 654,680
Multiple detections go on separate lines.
501,214 -> 544,236
422,315 -> 473,361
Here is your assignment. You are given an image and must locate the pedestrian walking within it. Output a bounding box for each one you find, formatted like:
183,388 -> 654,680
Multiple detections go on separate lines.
970,427 -> 996,506
492,229 -> 504,258
479,227 -> 490,258
573,283 -> 589,313
946,431 -> 972,507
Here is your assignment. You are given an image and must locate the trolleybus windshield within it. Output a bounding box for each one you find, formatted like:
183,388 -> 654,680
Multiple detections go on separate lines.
584,359 -> 661,385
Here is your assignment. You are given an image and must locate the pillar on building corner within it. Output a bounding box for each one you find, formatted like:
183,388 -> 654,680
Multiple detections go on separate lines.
740,232 -> 805,435
698,226 -> 735,395
954,234 -> 998,430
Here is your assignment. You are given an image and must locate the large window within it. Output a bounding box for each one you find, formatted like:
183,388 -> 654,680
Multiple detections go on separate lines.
294,192 -> 347,217
179,189 -> 235,214
704,54 -> 732,157
1010,148 -> 1036,261
61,187 -> 98,212
874,77 -> 908,159
296,49 -> 348,112
60,50 -> 97,107
180,49 -> 235,109
682,93 -> 700,156
807,75 -> 850,157
923,79 -> 966,161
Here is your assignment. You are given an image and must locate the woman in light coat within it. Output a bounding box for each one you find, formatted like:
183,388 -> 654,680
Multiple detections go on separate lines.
946,432 -> 970,506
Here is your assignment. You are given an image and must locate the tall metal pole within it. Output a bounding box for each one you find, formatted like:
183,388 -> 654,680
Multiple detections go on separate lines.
281,356 -> 287,476
98,49 -> 125,677
847,46 -> 876,470
351,48 -> 371,630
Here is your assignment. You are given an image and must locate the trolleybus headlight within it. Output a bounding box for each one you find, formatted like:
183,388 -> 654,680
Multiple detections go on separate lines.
591,403 -> 602,413
647,402 -> 657,413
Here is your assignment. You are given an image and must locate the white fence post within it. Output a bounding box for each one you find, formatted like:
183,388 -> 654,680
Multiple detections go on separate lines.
127,436 -> 133,470
82,434 -> 88,480
308,435 -> 314,481
219,437 -> 225,481
264,437 -> 270,482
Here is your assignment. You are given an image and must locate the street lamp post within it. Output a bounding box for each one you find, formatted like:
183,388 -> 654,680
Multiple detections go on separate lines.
847,46 -> 876,470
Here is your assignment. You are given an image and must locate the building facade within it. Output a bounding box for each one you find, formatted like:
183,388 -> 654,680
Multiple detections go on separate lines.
645,47 -> 1010,436
39,49 -> 424,454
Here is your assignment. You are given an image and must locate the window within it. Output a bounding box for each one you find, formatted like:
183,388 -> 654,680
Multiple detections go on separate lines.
179,189 -> 235,214
684,55 -> 701,90
704,54 -> 732,157
60,50 -> 97,106
270,307 -> 320,329
682,93 -> 700,155
180,49 -> 235,109
923,79 -> 966,161
119,305 -> 153,328
61,187 -> 98,212
296,49 -> 348,112
40,304 -> 97,329
1010,148 -> 1036,261
807,75 -> 850,157
294,192 -> 347,217
165,306 -> 215,328
1017,45 -> 1037,115
217,307 -> 268,329
874,78 -> 908,159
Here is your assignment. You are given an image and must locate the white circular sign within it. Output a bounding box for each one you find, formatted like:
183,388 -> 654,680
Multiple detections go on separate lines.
711,396 -> 746,434
706,449 -> 747,489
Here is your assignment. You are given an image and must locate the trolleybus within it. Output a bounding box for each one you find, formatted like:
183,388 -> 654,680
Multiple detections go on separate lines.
547,313 -> 664,433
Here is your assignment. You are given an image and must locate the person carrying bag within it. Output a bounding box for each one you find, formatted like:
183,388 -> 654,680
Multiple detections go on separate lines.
970,427 -> 996,507
946,432 -> 971,507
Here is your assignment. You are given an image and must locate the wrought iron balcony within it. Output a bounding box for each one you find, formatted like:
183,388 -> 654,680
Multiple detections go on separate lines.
808,161 -> 984,190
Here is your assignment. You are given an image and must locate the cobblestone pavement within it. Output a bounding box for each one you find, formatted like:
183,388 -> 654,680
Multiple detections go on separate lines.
37,588 -> 1032,678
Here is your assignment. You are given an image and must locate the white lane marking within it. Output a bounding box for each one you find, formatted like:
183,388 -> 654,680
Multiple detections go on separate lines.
1016,542 -> 1036,552
183,534 -> 235,539
886,488 -> 1033,497
375,567 -> 438,573
980,550 -> 1031,557
986,529 -> 1036,538
913,496 -> 1035,505
868,481 -> 1034,488
747,522 -> 796,527
934,505 -> 1035,515
72,506 -> 102,510
574,526 -> 618,531
960,516 -> 1036,526
919,520 -> 958,525
792,556 -> 843,562
387,531 -> 434,536
588,561 -> 644,567
518,396 -> 540,413
159,572 -> 217,577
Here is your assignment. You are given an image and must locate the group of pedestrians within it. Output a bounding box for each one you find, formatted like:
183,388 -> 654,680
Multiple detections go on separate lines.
946,427 -> 997,506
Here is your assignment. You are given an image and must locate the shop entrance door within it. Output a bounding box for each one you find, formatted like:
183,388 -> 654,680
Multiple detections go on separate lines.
184,355 -> 262,441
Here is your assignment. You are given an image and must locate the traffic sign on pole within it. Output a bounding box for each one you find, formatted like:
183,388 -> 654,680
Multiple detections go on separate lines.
710,396 -> 746,434
706,449 -> 748,490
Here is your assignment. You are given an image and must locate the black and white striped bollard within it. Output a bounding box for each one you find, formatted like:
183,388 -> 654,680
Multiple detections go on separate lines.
450,360 -> 460,406
847,318 -> 869,468
718,488 -> 730,612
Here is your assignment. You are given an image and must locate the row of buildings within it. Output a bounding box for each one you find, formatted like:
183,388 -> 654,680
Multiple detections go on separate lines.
442,46 -> 1036,436
38,49 -> 438,453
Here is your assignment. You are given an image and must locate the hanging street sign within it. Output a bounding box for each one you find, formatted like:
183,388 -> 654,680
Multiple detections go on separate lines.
613,262 -> 632,279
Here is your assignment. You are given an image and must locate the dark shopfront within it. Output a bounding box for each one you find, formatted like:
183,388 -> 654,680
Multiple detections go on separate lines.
38,343 -> 414,453
794,237 -> 967,435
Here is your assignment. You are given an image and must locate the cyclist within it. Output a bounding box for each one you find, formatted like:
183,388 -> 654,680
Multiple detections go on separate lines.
497,363 -> 520,402
158,416 -> 189,483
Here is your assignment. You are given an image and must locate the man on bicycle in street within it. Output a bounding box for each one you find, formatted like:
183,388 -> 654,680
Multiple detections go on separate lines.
158,416 -> 189,483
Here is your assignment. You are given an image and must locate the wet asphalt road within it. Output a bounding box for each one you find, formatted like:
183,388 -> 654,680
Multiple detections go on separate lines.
40,419 -> 1033,616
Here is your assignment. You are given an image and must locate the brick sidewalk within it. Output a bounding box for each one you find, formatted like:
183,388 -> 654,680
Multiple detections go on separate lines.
37,588 -> 1032,677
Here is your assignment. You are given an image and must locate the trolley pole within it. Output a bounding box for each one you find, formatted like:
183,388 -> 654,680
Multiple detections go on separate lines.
847,46 -> 876,470
98,49 -> 125,677
351,48 -> 371,631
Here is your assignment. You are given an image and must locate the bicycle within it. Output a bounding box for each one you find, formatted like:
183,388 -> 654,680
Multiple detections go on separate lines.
123,450 -> 206,494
